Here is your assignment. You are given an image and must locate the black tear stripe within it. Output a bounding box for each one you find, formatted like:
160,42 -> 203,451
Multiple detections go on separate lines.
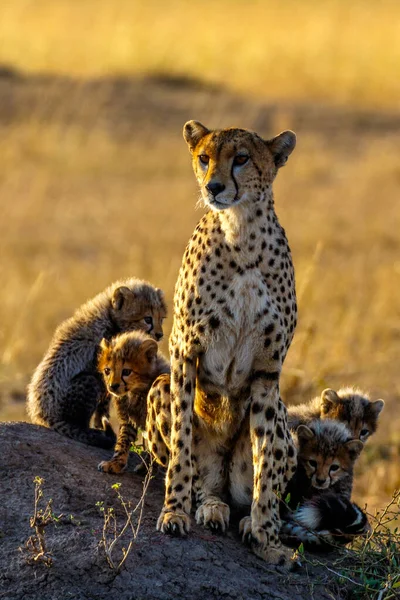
252,157 -> 262,178
230,145 -> 239,200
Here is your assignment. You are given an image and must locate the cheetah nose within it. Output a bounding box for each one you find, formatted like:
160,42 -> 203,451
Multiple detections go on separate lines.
316,478 -> 326,487
206,182 -> 225,197
155,332 -> 163,341
110,383 -> 120,392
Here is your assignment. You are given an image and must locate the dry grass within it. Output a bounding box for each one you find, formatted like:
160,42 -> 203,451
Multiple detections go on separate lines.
1,0 -> 400,109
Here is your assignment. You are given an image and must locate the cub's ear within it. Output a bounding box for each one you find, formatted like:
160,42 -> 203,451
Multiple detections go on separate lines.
156,287 -> 166,307
297,425 -> 314,441
111,286 -> 133,311
266,130 -> 296,168
344,439 -> 364,460
371,399 -> 385,417
183,120 -> 209,152
140,339 -> 158,363
320,388 -> 340,415
99,338 -> 109,352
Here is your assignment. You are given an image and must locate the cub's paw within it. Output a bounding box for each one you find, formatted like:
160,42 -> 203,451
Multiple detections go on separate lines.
239,515 -> 252,544
97,459 -> 127,474
157,508 -> 191,536
195,498 -> 230,533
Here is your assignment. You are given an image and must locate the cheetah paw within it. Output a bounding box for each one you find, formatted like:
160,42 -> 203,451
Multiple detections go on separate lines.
97,459 -> 127,474
157,508 -> 191,536
195,498 -> 230,533
239,516 -> 294,568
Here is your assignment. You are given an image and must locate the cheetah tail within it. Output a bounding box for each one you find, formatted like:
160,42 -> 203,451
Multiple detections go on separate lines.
280,492 -> 370,552
52,421 -> 117,449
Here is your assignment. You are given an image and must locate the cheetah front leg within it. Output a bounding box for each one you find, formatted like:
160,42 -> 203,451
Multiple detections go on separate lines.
192,428 -> 230,533
157,353 -> 196,536
244,375 -> 296,566
98,422 -> 137,474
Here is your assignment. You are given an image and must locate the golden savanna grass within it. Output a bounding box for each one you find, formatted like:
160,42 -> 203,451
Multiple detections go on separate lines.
1,0 -> 400,109
0,1 -> 399,516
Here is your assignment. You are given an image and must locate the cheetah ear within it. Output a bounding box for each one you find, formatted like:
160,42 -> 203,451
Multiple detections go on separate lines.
111,286 -> 132,311
266,130 -> 296,168
296,425 -> 314,441
344,439 -> 364,460
140,339 -> 158,363
320,388 -> 340,415
156,287 -> 166,307
371,399 -> 385,417
183,120 -> 209,152
99,338 -> 110,351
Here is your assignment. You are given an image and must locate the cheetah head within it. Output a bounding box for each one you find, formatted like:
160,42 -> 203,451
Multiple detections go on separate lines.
183,120 -> 296,211
98,331 -> 159,397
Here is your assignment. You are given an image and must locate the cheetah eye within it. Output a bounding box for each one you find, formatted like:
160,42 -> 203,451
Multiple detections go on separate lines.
233,154 -> 249,166
308,460 -> 317,469
103,367 -> 111,376
330,464 -> 340,472
360,429 -> 369,439
199,154 -> 209,165
122,368 -> 132,377
144,316 -> 153,325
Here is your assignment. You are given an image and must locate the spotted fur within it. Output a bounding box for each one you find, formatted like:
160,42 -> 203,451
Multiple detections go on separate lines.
288,387 -> 384,442
156,120 -> 298,565
97,331 -> 170,473
27,278 -> 167,448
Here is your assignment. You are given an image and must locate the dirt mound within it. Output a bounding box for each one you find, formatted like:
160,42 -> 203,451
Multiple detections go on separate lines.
0,422 -> 343,600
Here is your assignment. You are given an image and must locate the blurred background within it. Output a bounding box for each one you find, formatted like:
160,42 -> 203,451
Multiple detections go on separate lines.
0,0 -> 399,513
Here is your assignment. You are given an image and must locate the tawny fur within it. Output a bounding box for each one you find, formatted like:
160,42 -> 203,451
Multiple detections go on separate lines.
97,330 -> 170,473
156,120 -> 298,566
284,419 -> 364,509
288,387 -> 384,442
27,278 -> 167,448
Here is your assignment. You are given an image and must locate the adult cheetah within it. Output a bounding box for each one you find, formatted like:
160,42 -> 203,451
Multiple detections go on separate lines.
157,120 -> 298,564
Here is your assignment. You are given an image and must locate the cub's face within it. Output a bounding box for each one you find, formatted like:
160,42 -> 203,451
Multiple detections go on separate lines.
110,286 -> 167,341
98,336 -> 158,397
297,424 -> 363,491
183,120 -> 296,211
320,388 -> 385,442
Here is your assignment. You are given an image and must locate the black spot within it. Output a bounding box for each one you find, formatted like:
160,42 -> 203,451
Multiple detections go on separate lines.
184,382 -> 192,394
251,402 -> 262,414
274,449 -> 283,461
265,407 -> 276,420
254,426 -> 265,438
209,316 -> 220,329
175,484 -> 183,492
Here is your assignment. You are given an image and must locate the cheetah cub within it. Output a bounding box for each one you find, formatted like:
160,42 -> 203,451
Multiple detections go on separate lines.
27,278 -> 167,448
288,387 -> 384,442
97,331 -> 170,473
281,419 -> 367,550
284,419 -> 364,509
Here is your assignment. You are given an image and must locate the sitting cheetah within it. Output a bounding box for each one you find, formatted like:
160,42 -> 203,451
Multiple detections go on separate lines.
156,120 -> 298,565
27,278 -> 166,448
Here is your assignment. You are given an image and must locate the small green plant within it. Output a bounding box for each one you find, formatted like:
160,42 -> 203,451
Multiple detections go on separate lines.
20,476 -> 62,567
96,458 -> 154,572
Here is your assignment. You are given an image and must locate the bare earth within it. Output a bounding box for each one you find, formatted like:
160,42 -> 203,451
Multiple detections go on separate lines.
0,422 -> 344,600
